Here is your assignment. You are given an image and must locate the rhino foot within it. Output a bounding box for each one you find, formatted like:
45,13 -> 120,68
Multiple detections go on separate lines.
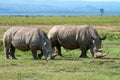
38,53 -> 43,59
11,57 -> 17,60
79,55 -> 88,58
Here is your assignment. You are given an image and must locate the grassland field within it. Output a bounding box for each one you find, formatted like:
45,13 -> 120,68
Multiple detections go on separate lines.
0,16 -> 120,80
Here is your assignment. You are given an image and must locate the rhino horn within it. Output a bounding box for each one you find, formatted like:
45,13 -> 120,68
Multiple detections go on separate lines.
46,51 -> 53,62
102,48 -> 110,57
94,48 -> 110,58
46,55 -> 51,62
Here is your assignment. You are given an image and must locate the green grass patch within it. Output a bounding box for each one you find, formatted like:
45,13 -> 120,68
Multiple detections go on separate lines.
0,59 -> 119,80
0,16 -> 120,80
1,16 -> 120,26
0,39 -> 120,80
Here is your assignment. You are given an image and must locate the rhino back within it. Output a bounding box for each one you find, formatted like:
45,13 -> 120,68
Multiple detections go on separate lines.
49,25 -> 92,49
10,28 -> 43,51
3,27 -> 20,47
57,26 -> 79,49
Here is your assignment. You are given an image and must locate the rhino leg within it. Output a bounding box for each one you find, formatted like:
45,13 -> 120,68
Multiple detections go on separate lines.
4,47 -> 10,59
79,49 -> 88,58
56,45 -> 63,57
51,52 -> 58,59
52,45 -> 63,59
31,49 -> 39,60
9,45 -> 16,59
38,50 -> 43,59
38,53 -> 43,59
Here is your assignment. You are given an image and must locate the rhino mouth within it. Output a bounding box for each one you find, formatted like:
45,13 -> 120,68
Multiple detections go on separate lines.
94,49 -> 110,58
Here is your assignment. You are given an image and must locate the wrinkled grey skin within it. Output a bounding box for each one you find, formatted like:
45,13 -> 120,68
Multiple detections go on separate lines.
3,27 -> 53,60
48,25 -> 106,58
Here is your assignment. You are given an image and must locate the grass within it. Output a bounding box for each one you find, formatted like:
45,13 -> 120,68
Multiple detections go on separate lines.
0,16 -> 120,26
0,58 -> 120,80
0,39 -> 120,80
0,16 -> 120,80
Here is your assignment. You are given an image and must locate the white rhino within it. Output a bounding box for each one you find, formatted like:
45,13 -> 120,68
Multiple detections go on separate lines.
48,25 -> 107,58
3,27 -> 53,60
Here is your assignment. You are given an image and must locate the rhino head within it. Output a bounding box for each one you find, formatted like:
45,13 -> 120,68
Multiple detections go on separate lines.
90,36 -> 109,58
88,26 -> 109,58
42,39 -> 53,61
94,48 -> 110,58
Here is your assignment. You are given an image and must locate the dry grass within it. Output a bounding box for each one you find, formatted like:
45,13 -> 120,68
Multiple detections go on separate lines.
0,25 -> 120,31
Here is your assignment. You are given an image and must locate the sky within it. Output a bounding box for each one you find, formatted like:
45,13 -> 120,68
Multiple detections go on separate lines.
0,0 -> 120,15
0,0 -> 120,3
0,0 -> 119,6
81,0 -> 120,2
0,0 -> 120,5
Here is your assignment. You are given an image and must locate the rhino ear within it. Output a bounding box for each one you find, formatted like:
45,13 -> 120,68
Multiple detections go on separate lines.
100,36 -> 106,40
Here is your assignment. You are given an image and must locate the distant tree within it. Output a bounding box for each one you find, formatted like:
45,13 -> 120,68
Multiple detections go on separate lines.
100,8 -> 104,16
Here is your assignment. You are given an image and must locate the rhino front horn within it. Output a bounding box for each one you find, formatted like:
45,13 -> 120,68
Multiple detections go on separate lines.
100,36 -> 106,40
102,48 -> 110,57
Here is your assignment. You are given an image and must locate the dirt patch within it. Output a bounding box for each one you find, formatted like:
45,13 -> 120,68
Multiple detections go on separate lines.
0,25 -> 120,29
0,25 -> 53,30
0,25 -> 120,34
0,25 -> 53,36
93,26 -> 120,30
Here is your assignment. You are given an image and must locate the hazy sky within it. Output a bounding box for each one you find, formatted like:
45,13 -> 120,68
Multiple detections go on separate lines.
0,0 -> 120,3
0,0 -> 120,15
81,0 -> 120,2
